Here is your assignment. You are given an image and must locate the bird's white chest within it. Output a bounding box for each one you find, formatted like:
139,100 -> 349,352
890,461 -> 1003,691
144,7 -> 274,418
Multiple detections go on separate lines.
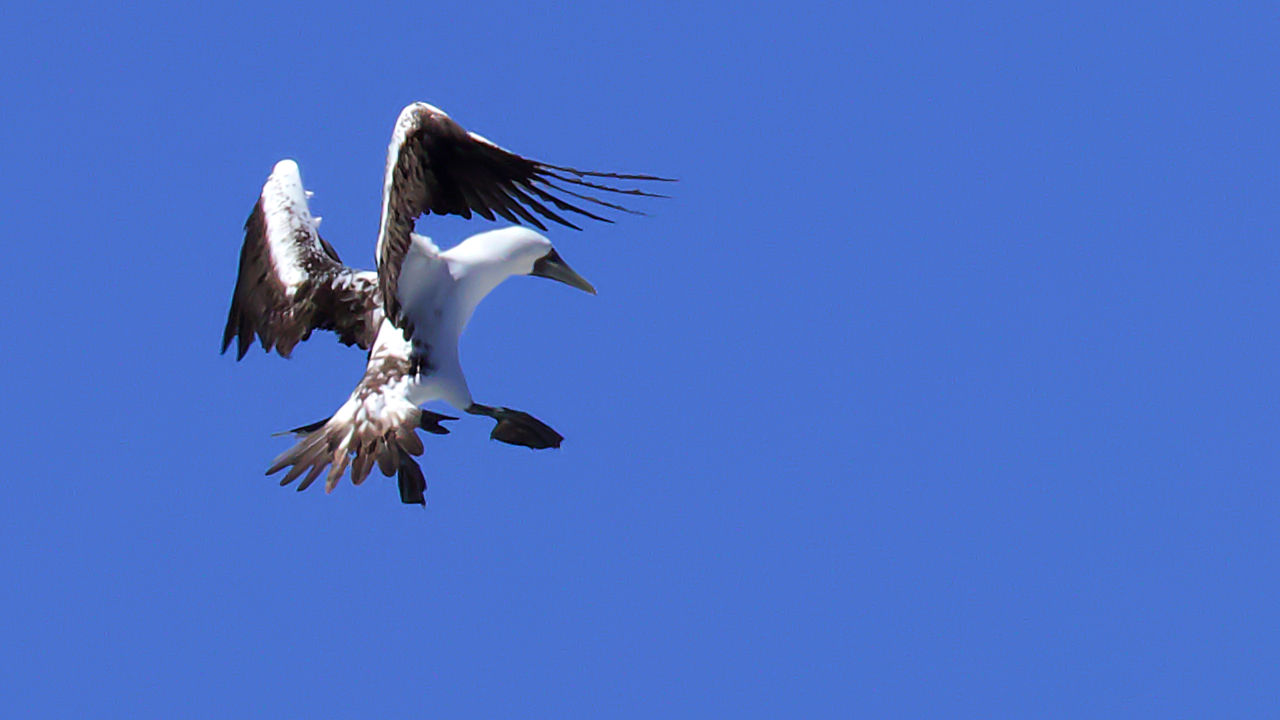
395,244 -> 472,409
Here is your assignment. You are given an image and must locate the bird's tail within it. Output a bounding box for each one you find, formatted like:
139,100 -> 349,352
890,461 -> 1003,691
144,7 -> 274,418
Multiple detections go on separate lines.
268,407 -> 455,504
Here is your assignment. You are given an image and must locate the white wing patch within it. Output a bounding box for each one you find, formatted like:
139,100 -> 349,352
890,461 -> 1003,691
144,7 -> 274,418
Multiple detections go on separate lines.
261,159 -> 320,292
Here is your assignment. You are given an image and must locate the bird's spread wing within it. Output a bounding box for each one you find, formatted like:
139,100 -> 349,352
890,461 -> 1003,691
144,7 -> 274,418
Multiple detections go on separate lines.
375,102 -> 673,328
266,320 -> 453,502
223,160 -> 383,359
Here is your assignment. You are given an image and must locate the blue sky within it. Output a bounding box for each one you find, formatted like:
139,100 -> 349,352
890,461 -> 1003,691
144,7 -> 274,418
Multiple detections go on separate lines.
1,1 -> 1277,717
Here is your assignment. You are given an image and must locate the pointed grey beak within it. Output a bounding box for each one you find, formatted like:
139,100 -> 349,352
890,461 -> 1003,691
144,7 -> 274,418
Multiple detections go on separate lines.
530,248 -> 597,295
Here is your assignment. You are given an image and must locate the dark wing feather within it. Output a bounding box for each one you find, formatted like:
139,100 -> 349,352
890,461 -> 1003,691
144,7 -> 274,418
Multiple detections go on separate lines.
223,160 -> 383,359
375,102 -> 674,328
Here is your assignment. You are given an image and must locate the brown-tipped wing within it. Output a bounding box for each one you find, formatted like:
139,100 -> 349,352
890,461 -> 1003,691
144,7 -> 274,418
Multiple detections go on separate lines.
223,160 -> 383,359
266,321 -> 455,502
375,102 -> 673,327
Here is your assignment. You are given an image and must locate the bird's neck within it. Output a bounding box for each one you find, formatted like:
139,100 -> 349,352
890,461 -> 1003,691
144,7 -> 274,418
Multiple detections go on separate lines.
444,256 -> 516,331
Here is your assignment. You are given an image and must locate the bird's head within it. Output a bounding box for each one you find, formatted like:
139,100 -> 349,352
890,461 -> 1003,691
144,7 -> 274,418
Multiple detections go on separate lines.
456,226 -> 596,295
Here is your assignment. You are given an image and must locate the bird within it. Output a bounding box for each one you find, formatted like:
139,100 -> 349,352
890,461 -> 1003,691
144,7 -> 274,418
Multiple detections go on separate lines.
223,102 -> 670,504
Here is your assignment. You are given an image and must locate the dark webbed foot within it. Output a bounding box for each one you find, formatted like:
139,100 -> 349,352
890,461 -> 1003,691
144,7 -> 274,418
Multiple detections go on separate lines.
401,411 -> 456,504
466,404 -> 564,449
419,410 -> 457,436
397,450 -> 428,506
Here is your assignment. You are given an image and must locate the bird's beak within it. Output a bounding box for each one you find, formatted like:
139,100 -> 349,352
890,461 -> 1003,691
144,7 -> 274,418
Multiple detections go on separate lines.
530,248 -> 597,295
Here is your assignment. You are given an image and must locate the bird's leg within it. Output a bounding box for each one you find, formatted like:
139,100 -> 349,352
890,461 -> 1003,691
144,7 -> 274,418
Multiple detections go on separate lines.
465,403 -> 563,449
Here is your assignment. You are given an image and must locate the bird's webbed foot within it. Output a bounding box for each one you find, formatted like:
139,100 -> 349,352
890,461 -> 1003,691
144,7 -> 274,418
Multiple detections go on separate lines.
466,403 -> 563,449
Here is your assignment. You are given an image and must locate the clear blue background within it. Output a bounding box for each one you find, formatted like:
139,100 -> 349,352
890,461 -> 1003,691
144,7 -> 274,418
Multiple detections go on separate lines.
1,2 -> 1276,717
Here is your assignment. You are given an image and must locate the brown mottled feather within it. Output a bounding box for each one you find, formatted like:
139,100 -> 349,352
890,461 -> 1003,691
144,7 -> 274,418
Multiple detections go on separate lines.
223,167 -> 383,360
267,333 -> 457,499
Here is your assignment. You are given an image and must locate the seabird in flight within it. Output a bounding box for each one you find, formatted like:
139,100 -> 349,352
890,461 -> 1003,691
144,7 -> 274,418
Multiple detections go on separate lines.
223,102 -> 669,504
